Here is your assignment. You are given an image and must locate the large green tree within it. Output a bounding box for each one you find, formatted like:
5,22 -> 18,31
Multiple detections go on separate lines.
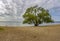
23,6 -> 53,26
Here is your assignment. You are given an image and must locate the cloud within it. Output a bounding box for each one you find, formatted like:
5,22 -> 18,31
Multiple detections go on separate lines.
0,0 -> 60,21
49,7 -> 60,21
37,0 -> 60,9
0,1 -> 5,12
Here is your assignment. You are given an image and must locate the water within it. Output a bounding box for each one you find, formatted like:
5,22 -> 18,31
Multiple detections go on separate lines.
0,21 -> 34,26
0,21 -> 60,26
0,21 -> 21,26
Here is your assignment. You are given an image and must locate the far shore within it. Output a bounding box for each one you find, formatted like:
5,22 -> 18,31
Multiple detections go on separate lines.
0,23 -> 60,27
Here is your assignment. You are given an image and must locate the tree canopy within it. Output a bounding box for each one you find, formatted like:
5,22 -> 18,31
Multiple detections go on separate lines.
23,6 -> 54,26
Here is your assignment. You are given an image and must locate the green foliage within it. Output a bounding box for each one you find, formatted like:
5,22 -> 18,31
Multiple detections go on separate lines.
23,5 -> 54,26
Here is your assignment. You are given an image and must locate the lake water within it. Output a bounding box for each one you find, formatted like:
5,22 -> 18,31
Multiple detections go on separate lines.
0,21 -> 60,26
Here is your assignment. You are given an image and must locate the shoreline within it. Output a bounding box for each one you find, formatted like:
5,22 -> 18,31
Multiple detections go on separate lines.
0,24 -> 60,27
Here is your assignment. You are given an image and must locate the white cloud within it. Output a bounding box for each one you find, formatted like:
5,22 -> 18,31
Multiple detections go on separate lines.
0,17 -> 5,21
43,0 -> 60,9
0,0 -> 60,21
0,1 -> 5,12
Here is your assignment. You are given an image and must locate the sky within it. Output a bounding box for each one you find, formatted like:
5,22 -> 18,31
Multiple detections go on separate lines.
0,0 -> 60,21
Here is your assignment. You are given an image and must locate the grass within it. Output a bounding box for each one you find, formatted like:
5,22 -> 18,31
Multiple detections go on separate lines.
0,27 -> 5,31
0,25 -> 60,41
0,28 -> 4,30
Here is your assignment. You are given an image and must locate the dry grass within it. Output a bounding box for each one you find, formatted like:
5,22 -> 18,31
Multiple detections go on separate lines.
0,25 -> 60,41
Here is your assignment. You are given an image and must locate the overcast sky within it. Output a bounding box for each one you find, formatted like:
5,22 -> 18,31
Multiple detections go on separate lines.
0,0 -> 60,21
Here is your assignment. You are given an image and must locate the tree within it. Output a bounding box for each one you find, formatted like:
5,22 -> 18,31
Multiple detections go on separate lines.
23,6 -> 54,26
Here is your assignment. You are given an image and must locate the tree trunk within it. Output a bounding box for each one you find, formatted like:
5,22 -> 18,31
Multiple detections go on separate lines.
34,24 -> 38,26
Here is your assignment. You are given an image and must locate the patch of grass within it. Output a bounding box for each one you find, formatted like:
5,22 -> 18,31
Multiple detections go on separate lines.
0,28 -> 4,31
0,26 -> 5,31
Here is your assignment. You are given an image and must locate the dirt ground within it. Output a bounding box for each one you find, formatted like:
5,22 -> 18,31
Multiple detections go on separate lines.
0,25 -> 60,41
